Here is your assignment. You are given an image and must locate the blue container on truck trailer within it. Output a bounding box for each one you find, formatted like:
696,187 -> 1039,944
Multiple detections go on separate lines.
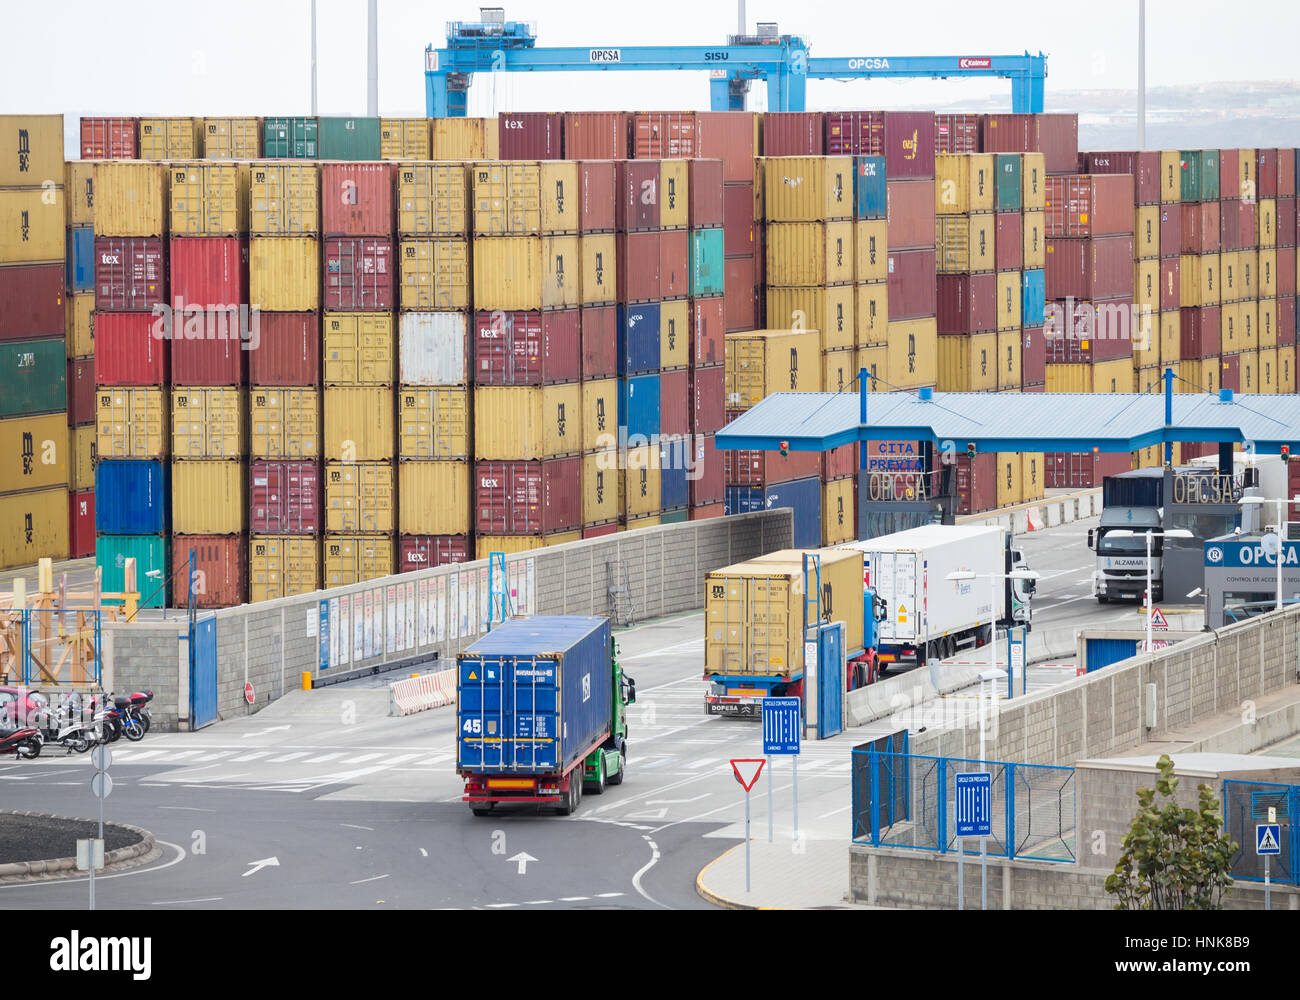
617,303 -> 660,375
690,228 -> 724,296
94,459 -> 169,535
618,373 -> 661,442
853,156 -> 887,219
765,476 -> 823,549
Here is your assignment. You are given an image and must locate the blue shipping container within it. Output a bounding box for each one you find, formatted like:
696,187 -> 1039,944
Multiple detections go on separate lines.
617,302 -> 660,376
660,438 -> 689,509
457,615 -> 613,774
96,534 -> 169,609
765,475 -> 822,549
853,156 -> 887,220
66,226 -> 94,292
619,374 -> 661,443
725,485 -> 764,516
690,227 -> 725,296
1021,269 -> 1046,329
95,459 -> 169,535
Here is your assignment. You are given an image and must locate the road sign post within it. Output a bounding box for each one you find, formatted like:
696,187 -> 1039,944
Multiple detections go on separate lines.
731,759 -> 766,893
1257,817 -> 1281,910
762,697 -> 801,843
89,744 -> 112,911
955,771 -> 992,911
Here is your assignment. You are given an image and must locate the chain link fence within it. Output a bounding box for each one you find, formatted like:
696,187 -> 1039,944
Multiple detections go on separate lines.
1223,779 -> 1298,885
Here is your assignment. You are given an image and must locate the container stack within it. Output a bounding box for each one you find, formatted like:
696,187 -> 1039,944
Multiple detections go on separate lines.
0,116 -> 69,572
263,117 -> 318,159
686,158 -> 727,522
320,118 -> 382,161
935,152 -> 998,393
431,118 -> 498,160
65,153 -> 96,557
247,160 -> 322,602
395,161 -> 472,570
203,117 -> 261,160
93,159 -> 170,604
138,118 -> 203,160
380,119 -> 431,161
1275,149 -> 1296,395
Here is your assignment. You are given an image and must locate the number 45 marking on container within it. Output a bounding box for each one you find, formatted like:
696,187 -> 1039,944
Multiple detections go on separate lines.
463,719 -> 482,734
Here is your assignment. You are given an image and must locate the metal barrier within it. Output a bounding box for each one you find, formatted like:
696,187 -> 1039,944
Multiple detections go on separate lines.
1223,779 -> 1299,886
13,609 -> 102,687
852,750 -> 1077,863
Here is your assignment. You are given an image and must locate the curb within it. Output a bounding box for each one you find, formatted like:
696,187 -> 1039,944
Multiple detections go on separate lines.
0,810 -> 156,884
695,842 -> 772,911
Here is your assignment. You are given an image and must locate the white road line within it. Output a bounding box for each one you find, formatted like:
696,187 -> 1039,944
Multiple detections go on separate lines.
166,750 -> 206,761
640,757 -> 675,769
0,776 -> 31,780
485,902 -> 519,908
683,757 -> 721,771
350,874 -> 390,885
646,794 -> 709,805
817,804 -> 851,819
114,749 -> 166,762
304,752 -> 346,764
341,823 -> 374,831
157,805 -> 215,813
632,835 -> 667,909
151,896 -> 223,905
594,892 -> 625,898
523,900 -> 551,905
346,753 -> 384,764
380,753 -> 424,767
559,896 -> 589,902
0,839 -> 188,890
191,751 -> 234,763
266,752 -> 310,763
230,751 -> 272,763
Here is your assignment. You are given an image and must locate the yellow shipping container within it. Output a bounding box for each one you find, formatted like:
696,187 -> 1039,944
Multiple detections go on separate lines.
474,532 -> 581,559
0,116 -> 63,188
886,318 -> 939,390
249,162 -> 319,235
1236,149 -> 1256,201
765,222 -> 854,286
202,117 -> 260,159
1159,150 -> 1181,203
1135,205 -> 1160,260
856,345 -> 887,386
995,452 -> 1022,508
1021,452 -> 1044,502
1022,210 -> 1045,269
625,514 -> 662,531
1220,301 -> 1241,352
249,535 -> 319,602
936,214 -> 995,273
622,445 -> 661,519
0,188 -> 64,263
322,312 -> 395,386
171,387 -> 244,458
0,487 -> 68,569
1044,359 -> 1134,394
1241,300 -> 1259,351
1160,310 -> 1180,368
172,459 -> 245,535
1132,442 -> 1180,468
660,298 -> 689,369
1133,309 -> 1158,368
325,461 -> 394,533
380,118 -> 430,160
935,154 -> 995,215
1242,252 -> 1257,301
581,379 -> 618,452
169,162 -> 248,236
1181,253 -> 1220,308
1281,349 -> 1296,394
1135,365 -> 1161,394
1260,297 -> 1278,349
474,384 -> 583,460
432,117 -> 496,160
472,161 -> 541,235
1260,249 -> 1277,300
725,329 -> 822,409
324,387 -> 395,461
398,238 -> 470,311
996,270 -> 1021,331
396,163 -> 468,236
660,159 -> 690,229
96,387 -> 167,459
822,348 -> 856,393
1218,251 -> 1239,303
472,236 -> 579,311
324,534 -> 396,587
855,282 -> 888,348
65,161 -> 95,226
1135,258 -> 1159,313
997,330 -> 1022,390
821,479 -> 855,546
0,413 -> 67,492
540,161 -> 580,234
1258,198 -> 1276,248
249,387 -> 319,460
397,387 -> 470,460
582,232 -> 617,306
1177,360 -> 1217,394
138,118 -> 203,160
938,333 -> 998,392
1259,347 -> 1279,394
761,156 -> 853,222
398,460 -> 470,535
767,285 -> 855,352
1021,153 -> 1046,210
250,236 -> 319,311
853,220 -> 887,283
67,292 -> 94,359
583,451 -> 621,526
71,425 -> 95,491
1240,349 -> 1261,394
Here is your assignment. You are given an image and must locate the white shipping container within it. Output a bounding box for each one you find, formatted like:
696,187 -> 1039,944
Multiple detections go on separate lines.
399,311 -> 468,386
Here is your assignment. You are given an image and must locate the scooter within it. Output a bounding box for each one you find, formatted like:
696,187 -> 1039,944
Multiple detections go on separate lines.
0,725 -> 43,759
125,690 -> 154,736
46,702 -> 97,754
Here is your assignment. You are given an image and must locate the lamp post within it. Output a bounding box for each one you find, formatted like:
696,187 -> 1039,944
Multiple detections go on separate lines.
1240,496 -> 1300,611
1105,528 -> 1193,649
945,568 -> 1041,697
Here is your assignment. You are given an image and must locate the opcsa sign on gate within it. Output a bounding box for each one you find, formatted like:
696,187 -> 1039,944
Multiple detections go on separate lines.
1205,540 -> 1300,567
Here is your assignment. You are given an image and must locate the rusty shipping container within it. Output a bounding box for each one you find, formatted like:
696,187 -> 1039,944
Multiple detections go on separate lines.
887,249 -> 938,321
692,296 -> 725,367
1044,299 -> 1136,363
249,312 -> 319,386
321,163 -> 394,237
762,113 -> 824,156
169,312 -> 247,387
80,117 -> 137,159
1081,151 -> 1160,204
688,158 -> 724,229
1181,201 -> 1221,254
692,364 -> 725,436
399,535 -> 470,571
171,535 -> 246,607
581,304 -> 618,380
1045,236 -> 1135,301
1044,175 -> 1134,237
94,237 -> 164,312
935,114 -> 981,154
695,112 -> 758,183
563,112 -> 629,160
937,273 -> 998,334
577,160 -> 617,233
633,112 -> 696,159
886,180 -> 936,250
616,160 -> 660,231
475,457 -> 582,534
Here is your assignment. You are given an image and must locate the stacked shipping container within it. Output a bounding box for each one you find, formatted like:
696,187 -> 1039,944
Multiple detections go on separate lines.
65,151 -> 96,557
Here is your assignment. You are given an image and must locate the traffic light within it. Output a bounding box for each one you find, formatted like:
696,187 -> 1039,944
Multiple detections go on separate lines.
779,440 -> 789,457
966,442 -> 977,459
1282,445 -> 1291,462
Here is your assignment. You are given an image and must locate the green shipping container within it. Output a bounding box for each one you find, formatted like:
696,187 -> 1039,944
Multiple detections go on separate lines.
690,227 -> 725,297
96,534 -> 169,608
1179,150 -> 1220,203
0,337 -> 66,419
660,509 -> 689,525
318,117 -> 382,160
994,154 -> 1021,212
264,117 -> 319,159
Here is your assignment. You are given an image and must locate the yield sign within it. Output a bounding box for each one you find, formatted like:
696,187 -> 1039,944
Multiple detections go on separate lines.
1149,606 -> 1169,630
731,758 -> 765,792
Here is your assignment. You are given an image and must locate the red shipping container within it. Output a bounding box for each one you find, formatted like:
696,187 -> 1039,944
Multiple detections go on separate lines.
171,315 -> 245,386
399,535 -> 470,571
1280,296 -> 1296,347
563,112 -> 629,160
1180,306 -> 1220,359
1280,248 -> 1297,297
577,160 -> 616,233
1219,150 -> 1241,199
1081,151 -> 1160,205
1257,149 -> 1278,200
618,230 -> 660,303
1181,201 -> 1221,253
250,460 -> 320,533
954,452 -> 997,515
887,249 -> 937,321
980,114 -> 1033,154
659,368 -> 690,436
69,490 -> 94,559
1279,150 -> 1297,199
1044,175 -> 1134,237
323,238 -> 393,311
93,311 -> 167,386
696,112 -> 757,183
582,522 -> 620,539
724,441 -> 822,488
1158,204 -> 1182,257
1035,115 -> 1080,174
691,363 -> 725,435
1278,197 -> 1296,249
498,112 -> 563,160
1218,200 -> 1247,252
822,442 -> 858,481
249,312 -> 319,385
691,295 -> 725,365
660,229 -> 690,300
935,114 -> 981,154
1045,236 -> 1135,300
68,359 -> 94,427
616,161 -> 660,231
690,502 -> 725,521
688,159 -> 724,229
94,236 -> 165,312
1219,353 -> 1240,393
0,263 -> 63,341
1021,326 -> 1046,386
1159,257 -> 1181,311
1044,451 -> 1131,490
763,113 -> 824,156
723,183 -> 756,256
723,257 -> 758,332
690,434 -> 725,507
632,112 -> 697,159
581,304 -> 617,380
1238,199 -> 1257,251
171,535 -> 247,607
475,458 -> 582,534
995,213 -> 1022,271
882,112 -> 937,180
320,163 -> 393,237
473,309 -> 580,386
170,236 -> 247,309
824,111 -> 882,157
80,117 -> 137,159
937,273 -> 997,334
1044,298 -> 1135,363
885,180 -> 935,250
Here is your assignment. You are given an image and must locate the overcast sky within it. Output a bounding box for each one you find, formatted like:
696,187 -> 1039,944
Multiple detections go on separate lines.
6,0 -> 1295,123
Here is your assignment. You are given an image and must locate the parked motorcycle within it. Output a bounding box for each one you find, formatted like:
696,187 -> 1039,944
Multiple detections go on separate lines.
45,701 -> 98,754
125,690 -> 153,737
89,694 -> 123,743
0,725 -> 43,759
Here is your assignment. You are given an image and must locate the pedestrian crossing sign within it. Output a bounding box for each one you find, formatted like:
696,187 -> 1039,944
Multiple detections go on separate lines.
1149,607 -> 1169,629
1256,823 -> 1282,856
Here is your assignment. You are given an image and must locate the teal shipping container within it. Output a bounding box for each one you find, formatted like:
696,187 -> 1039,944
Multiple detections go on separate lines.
690,228 -> 724,297
96,534 -> 169,608
318,117 -> 382,160
1180,150 -> 1220,203
852,156 -> 886,219
0,337 -> 66,418
264,117 -> 319,158
994,153 -> 1021,212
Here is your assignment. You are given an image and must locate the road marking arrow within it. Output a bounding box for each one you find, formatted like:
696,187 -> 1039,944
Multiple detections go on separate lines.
241,726 -> 291,739
508,852 -> 537,875
241,856 -> 280,877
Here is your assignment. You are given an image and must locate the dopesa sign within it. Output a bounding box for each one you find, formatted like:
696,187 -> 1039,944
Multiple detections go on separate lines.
1205,540 -> 1300,568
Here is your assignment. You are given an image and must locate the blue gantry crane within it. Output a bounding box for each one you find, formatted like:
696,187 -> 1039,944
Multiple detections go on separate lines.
424,10 -> 1047,117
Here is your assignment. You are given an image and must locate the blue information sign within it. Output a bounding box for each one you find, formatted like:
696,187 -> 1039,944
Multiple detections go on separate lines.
762,697 -> 801,755
318,601 -> 330,672
955,772 -> 992,837
1257,823 -> 1282,856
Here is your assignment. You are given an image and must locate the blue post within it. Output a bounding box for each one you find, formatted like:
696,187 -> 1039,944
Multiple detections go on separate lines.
869,749 -> 880,846
937,757 -> 947,853
1163,366 -> 1175,466
859,366 -> 869,471
1006,763 -> 1016,860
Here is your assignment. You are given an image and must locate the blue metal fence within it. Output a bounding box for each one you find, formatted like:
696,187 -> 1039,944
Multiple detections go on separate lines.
852,750 -> 1077,863
1223,779 -> 1300,886
17,609 -> 102,686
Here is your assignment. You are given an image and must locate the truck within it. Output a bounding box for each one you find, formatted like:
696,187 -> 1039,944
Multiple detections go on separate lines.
457,615 -> 636,817
841,524 -> 1033,674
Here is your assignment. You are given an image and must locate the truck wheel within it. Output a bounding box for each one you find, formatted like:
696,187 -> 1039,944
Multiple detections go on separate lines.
471,805 -> 495,817
1097,594 -> 1110,604
607,749 -> 626,786
556,772 -> 581,816
588,756 -> 606,795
